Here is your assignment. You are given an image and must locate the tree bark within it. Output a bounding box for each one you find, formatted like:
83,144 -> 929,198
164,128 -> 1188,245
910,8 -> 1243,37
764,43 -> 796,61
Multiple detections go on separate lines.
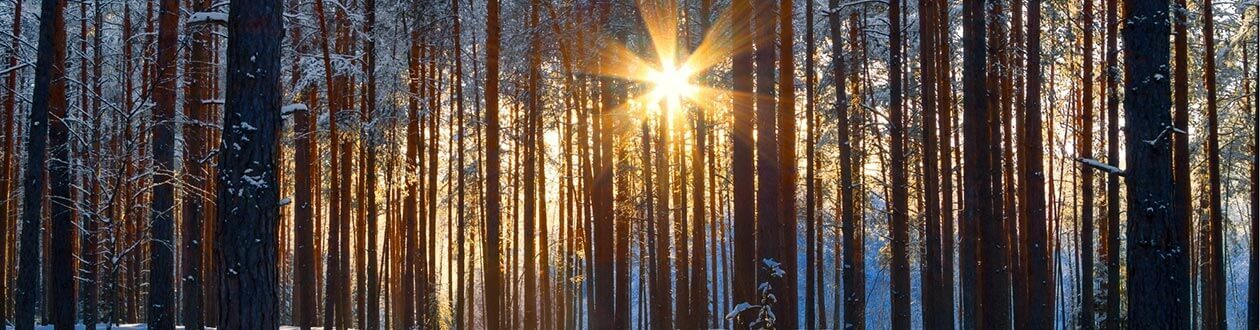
887,0 -> 911,326
484,0 -> 505,326
1201,0 -> 1226,327
1122,0 -> 1189,325
15,0 -> 65,328
1077,0 -> 1096,326
1023,0 -> 1053,325
215,0 -> 283,326
147,0 -> 179,327
1102,0 -> 1121,325
729,0 -> 755,324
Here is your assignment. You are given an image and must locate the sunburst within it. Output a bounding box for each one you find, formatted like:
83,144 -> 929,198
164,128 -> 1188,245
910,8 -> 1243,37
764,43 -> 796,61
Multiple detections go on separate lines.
585,0 -> 746,118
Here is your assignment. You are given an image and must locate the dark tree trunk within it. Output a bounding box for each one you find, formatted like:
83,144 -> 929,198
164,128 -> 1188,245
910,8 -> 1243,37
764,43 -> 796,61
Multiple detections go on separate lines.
729,0 -> 755,324
887,0 -> 911,327
362,0 -> 380,327
1122,0 -> 1189,325
935,1 -> 956,325
963,0 -> 1009,326
148,0 -> 179,327
1024,0 -> 1053,325
753,0 -> 782,324
777,0 -> 797,326
287,0 -> 315,327
918,0 -> 942,326
802,0 -> 819,324
1170,0 -> 1192,325
215,0 -> 283,326
182,0 -> 214,328
1249,39 -> 1259,330
1102,0 -> 1121,325
15,0 -> 65,328
483,0 -> 505,325
1077,0 -> 1096,327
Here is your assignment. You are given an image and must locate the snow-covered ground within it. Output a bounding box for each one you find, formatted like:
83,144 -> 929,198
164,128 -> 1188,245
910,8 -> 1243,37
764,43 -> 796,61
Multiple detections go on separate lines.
7,325 -> 311,330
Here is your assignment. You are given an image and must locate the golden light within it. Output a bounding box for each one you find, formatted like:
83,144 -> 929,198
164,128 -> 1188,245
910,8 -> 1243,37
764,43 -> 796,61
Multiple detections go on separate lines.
581,0 -> 745,119
645,63 -> 698,111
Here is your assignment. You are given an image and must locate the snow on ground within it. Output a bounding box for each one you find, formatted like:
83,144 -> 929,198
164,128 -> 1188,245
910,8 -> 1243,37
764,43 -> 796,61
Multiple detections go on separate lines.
9,325 -> 312,330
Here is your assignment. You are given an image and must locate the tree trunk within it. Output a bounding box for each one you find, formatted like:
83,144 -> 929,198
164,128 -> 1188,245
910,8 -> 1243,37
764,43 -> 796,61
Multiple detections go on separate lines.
483,0 -> 505,325
887,0 -> 911,327
753,0 -> 781,324
215,0 -> 283,325
1077,0 -> 1096,326
15,0 -> 65,328
918,0 -> 942,326
777,0 -> 797,325
0,0 -> 20,324
1201,0 -> 1226,327
1122,0 -> 1189,325
524,0 -> 540,327
935,1 -> 956,325
1102,0 -> 1121,325
1023,0 -> 1053,325
803,0 -> 818,324
729,0 -> 755,324
147,0 -> 179,327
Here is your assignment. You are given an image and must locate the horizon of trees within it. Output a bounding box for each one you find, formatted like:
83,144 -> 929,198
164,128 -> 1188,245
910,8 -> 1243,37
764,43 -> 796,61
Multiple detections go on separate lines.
0,0 -> 1256,328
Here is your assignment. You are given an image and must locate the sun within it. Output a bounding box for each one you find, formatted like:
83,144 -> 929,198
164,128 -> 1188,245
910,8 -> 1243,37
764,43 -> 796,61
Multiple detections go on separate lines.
646,63 -> 699,110
582,0 -> 741,118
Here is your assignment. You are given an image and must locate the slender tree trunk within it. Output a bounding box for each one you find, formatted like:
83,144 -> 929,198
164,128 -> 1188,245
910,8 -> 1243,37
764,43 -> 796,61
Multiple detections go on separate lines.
483,0 -> 505,325
524,0 -> 541,327
216,0 -> 283,325
803,0 -> 818,324
729,0 -> 756,324
1123,0 -> 1189,325
777,0 -> 797,325
147,0 -> 179,327
1201,1 -> 1226,327
935,2 -> 956,326
887,0 -> 911,326
1249,40 -> 1259,330
1077,0 -> 1096,326
0,0 -> 20,324
1023,0 -> 1052,325
15,0 -> 65,328
753,0 -> 782,324
1102,0 -> 1121,325
362,0 -> 380,327
1170,1 -> 1192,325
918,0 -> 942,326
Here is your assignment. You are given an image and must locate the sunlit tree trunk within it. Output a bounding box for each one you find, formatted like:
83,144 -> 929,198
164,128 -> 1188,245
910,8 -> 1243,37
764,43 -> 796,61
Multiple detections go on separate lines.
1201,0 -> 1225,327
0,0 -> 20,323
524,0 -> 541,327
918,0 -> 942,326
887,0 -> 910,326
1102,0 -> 1122,326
